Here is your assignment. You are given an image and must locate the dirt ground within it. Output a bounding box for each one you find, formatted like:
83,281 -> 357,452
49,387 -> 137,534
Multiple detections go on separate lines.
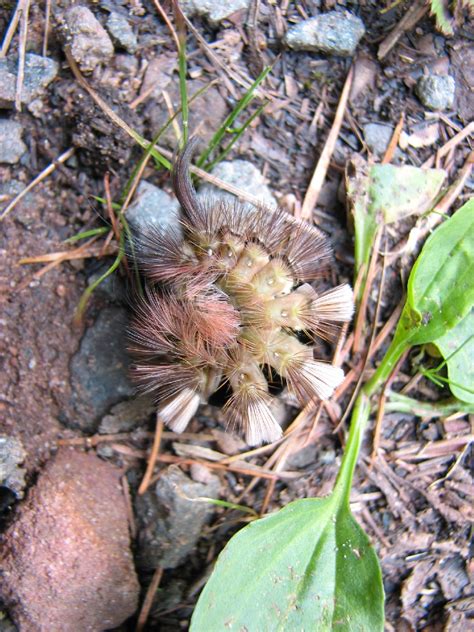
1,1 -> 473,631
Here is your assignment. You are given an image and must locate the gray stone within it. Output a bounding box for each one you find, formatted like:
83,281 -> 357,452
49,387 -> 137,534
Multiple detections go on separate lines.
416,73 -> 455,110
0,54 -> 58,108
70,307 -> 135,429
179,0 -> 250,25
0,436 -> 26,498
198,159 -> 277,209
135,466 -> 220,569
87,266 -> 126,304
286,444 -> 317,469
98,396 -> 155,434
126,180 -> 182,236
62,6 -> 114,73
363,122 -> 394,157
106,12 -> 138,54
0,120 -> 26,164
285,11 -> 365,56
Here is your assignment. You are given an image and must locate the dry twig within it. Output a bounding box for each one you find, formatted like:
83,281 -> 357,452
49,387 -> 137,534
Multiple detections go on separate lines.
300,65 -> 354,220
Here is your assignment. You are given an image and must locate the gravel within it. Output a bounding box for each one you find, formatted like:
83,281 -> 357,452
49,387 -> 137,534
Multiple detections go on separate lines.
98,396 -> 155,434
285,10 -> 365,56
416,73 -> 455,110
126,180 -> 182,237
0,436 -> 26,498
179,0 -> 250,25
0,54 -> 58,108
198,159 -> 277,209
106,12 -> 138,54
1,449 -> 139,631
70,307 -> 135,429
135,466 -> 220,569
363,122 -> 395,158
0,120 -> 26,164
61,5 -> 114,73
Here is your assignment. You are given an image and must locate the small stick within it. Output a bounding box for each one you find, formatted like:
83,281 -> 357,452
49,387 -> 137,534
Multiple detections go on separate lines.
162,89 -> 182,143
1,147 -> 75,221
352,228 -> 382,354
129,80 -> 162,109
370,347 -> 409,467
152,453 -> 280,480
15,0 -> 30,111
433,151 -> 473,216
422,121 -> 474,168
336,229 -> 387,431
138,416 -> 164,495
377,1 -> 428,60
42,0 -> 52,57
381,112 -> 404,164
135,566 -> 164,632
0,0 -> 23,57
152,0 -> 180,49
300,65 -> 354,220
56,430 -> 216,446
121,475 -> 137,540
104,173 -> 120,242
19,240 -> 113,264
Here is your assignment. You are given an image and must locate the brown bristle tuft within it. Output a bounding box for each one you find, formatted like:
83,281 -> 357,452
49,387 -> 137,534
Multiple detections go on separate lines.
128,141 -> 353,443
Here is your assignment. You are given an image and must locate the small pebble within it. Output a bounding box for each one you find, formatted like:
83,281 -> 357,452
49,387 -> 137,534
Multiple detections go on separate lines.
106,12 -> 138,54
0,54 -> 58,108
0,436 -> 26,498
126,180 -> 181,237
285,11 -> 365,56
62,5 -> 114,73
199,159 -> 277,209
179,0 -> 251,26
416,73 -> 455,110
135,466 -> 220,569
363,122 -> 394,158
0,120 -> 26,164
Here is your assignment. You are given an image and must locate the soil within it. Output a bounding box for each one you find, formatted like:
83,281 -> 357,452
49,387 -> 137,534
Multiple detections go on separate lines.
1,1 -> 473,631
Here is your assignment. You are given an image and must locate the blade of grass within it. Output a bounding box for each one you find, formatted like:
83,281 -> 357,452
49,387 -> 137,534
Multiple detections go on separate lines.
74,232 -> 125,324
174,1 -> 188,147
205,101 -> 269,171
65,226 -> 109,243
197,65 -> 272,168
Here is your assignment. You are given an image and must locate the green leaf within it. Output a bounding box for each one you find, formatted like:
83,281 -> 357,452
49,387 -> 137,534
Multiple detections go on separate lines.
432,308 -> 474,403
368,164 -> 445,225
430,0 -> 455,36
394,198 -> 474,347
346,158 -> 446,288
191,496 -> 383,631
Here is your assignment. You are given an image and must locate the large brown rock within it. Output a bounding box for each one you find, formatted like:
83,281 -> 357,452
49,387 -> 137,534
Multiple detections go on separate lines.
0,449 -> 139,632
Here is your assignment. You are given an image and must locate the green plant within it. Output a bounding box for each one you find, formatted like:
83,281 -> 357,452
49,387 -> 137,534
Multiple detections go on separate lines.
190,198 -> 474,630
429,0 -> 474,35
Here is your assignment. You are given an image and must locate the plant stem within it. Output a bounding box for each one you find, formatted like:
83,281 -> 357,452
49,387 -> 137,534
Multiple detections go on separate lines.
334,333 -> 410,503
385,392 -> 474,416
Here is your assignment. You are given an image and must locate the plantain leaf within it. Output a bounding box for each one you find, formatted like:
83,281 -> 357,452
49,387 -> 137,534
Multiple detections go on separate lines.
190,495 -> 384,632
392,198 -> 474,348
432,308 -> 474,404
368,164 -> 445,225
429,0 -> 455,36
346,158 -> 446,289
